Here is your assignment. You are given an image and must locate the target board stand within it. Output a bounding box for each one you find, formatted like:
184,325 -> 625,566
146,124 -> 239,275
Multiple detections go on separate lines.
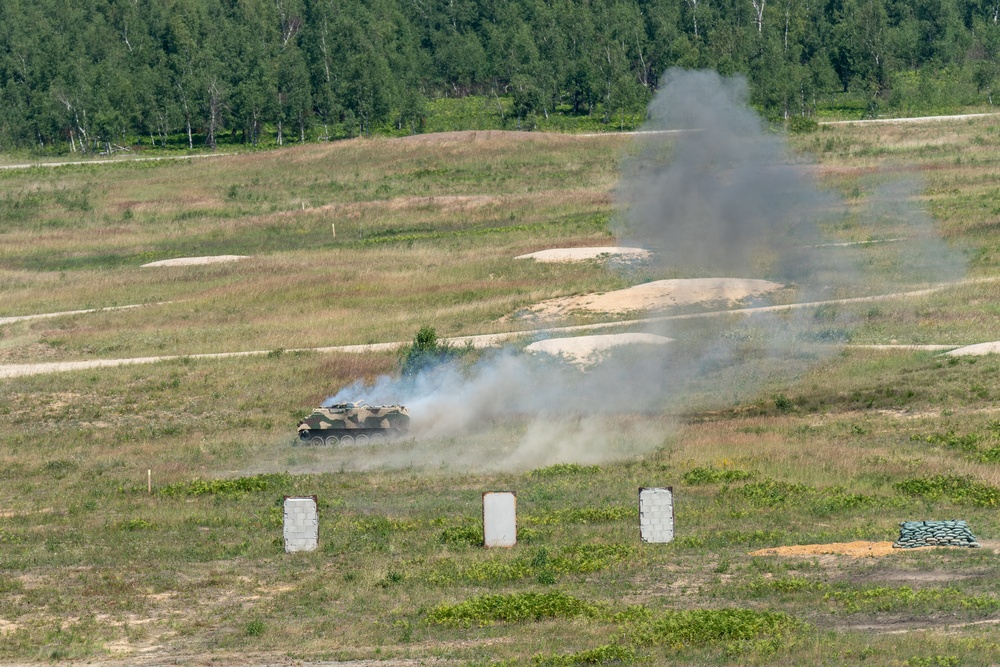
283,496 -> 319,553
483,491 -> 517,548
639,487 -> 674,544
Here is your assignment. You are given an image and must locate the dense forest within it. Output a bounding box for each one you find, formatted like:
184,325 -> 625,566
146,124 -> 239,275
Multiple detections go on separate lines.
2,0 -> 1000,152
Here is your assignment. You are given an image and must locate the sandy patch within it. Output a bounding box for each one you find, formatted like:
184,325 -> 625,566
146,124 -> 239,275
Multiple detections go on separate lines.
141,255 -> 247,268
515,246 -> 650,262
944,341 -> 1000,356
525,333 -> 672,366
751,541 -> 932,559
528,278 -> 783,318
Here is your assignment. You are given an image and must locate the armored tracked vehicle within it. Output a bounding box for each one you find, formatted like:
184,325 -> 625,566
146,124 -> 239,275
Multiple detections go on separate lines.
297,402 -> 409,446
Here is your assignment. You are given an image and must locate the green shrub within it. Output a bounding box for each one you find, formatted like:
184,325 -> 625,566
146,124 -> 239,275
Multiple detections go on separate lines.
441,524 -> 483,547
773,394 -> 793,411
788,116 -> 819,134
400,326 -> 459,377
244,619 -> 265,636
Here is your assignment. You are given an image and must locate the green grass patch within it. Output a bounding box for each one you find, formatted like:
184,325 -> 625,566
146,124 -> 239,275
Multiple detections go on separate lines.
523,505 -> 635,526
624,608 -> 801,649
427,591 -> 605,627
533,643 -> 638,666
430,544 -> 635,585
530,463 -> 602,477
894,475 -> 1000,507
825,586 -> 1000,615
682,466 -> 756,485
158,473 -> 292,497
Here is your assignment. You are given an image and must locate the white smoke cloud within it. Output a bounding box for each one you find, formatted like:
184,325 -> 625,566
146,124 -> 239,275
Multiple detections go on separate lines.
289,69 -> 964,473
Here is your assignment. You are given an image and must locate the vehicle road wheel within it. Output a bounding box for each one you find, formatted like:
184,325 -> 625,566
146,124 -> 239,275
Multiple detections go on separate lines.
340,435 -> 355,446
309,435 -> 324,446
355,434 -> 369,445
325,435 -> 339,446
371,433 -> 386,444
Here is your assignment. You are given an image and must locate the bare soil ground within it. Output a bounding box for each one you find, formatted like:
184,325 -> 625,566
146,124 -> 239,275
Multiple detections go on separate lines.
141,255 -> 248,267
750,541 -> 932,558
525,277 -> 784,318
515,246 -> 650,262
524,332 -> 672,365
945,341 -> 1000,356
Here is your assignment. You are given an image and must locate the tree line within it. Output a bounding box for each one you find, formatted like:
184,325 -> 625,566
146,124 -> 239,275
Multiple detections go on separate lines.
2,0 -> 1000,152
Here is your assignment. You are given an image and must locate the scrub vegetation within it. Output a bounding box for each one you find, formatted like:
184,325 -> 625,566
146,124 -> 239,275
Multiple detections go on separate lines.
2,118 -> 1000,665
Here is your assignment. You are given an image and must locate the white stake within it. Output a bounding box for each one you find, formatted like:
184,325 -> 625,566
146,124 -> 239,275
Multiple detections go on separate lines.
147,469 -> 152,494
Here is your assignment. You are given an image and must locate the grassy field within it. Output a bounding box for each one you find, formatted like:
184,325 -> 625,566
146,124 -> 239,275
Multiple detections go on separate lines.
2,117 -> 1000,666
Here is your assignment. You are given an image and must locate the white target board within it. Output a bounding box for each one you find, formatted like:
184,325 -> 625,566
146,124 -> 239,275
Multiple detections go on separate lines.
483,492 -> 517,548
283,496 -> 319,553
639,487 -> 674,544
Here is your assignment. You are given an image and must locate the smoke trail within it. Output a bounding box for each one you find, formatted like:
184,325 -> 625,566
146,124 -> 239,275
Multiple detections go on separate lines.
291,69 -> 964,473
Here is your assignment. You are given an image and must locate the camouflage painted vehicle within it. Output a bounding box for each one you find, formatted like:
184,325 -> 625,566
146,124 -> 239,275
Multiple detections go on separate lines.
297,402 -> 409,446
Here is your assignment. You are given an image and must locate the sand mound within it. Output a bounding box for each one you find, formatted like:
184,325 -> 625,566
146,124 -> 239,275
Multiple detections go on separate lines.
750,541 -> 931,559
142,255 -> 247,267
516,247 -> 651,263
525,333 -> 672,366
528,278 -> 783,318
944,342 -> 1000,356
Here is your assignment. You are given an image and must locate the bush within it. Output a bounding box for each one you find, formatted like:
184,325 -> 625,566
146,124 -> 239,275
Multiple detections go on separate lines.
440,524 -> 483,547
400,326 -> 459,377
788,116 -> 818,134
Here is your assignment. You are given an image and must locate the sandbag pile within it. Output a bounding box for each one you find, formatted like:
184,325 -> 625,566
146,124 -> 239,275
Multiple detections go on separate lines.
893,520 -> 980,548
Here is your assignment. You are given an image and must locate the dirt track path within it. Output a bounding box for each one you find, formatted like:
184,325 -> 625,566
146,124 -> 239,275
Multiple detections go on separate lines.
5,280 -> 996,379
0,152 -> 232,171
0,303 -> 172,326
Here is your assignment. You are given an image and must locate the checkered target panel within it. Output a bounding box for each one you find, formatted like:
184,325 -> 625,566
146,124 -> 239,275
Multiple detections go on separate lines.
639,487 -> 674,544
283,496 -> 319,553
